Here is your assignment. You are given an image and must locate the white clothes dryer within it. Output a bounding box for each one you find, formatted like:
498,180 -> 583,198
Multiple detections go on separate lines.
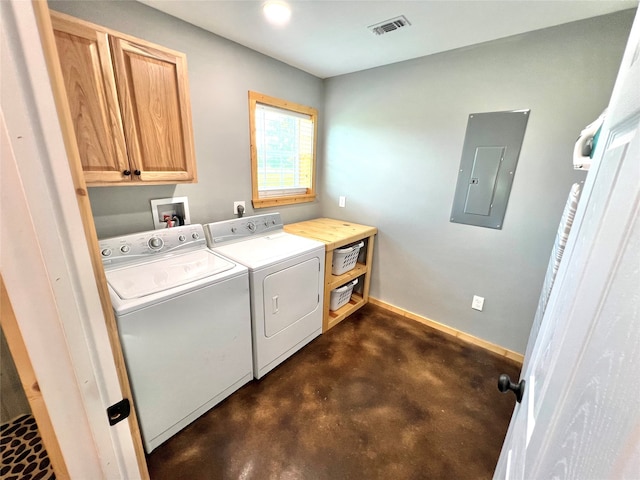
204,214 -> 325,379
100,224 -> 252,452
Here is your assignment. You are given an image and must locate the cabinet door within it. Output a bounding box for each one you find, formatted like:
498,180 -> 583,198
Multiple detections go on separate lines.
110,37 -> 197,183
51,14 -> 130,184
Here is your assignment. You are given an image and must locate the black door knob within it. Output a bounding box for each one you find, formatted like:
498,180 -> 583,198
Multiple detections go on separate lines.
123,170 -> 131,176
134,169 -> 141,176
498,374 -> 525,403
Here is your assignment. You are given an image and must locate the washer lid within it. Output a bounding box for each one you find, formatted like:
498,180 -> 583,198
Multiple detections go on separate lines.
106,250 -> 236,300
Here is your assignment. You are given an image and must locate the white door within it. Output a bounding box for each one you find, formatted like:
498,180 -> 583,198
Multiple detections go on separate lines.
495,9 -> 640,479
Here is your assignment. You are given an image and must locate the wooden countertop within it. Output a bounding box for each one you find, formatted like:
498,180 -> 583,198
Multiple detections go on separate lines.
284,218 -> 377,250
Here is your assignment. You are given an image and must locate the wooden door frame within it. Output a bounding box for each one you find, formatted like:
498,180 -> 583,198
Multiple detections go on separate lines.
1,1 -> 148,477
30,6 -> 148,474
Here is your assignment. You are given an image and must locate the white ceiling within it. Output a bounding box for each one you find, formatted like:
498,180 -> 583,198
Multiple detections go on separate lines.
138,1 -> 638,79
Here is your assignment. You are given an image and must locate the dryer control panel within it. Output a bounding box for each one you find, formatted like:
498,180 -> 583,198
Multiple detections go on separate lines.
99,224 -> 207,265
205,213 -> 283,246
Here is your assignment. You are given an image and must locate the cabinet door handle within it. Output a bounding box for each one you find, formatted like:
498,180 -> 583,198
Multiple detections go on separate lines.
134,169 -> 141,176
123,170 -> 131,176
272,295 -> 279,314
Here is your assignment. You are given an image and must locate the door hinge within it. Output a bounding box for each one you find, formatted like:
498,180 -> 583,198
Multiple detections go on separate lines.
107,398 -> 131,426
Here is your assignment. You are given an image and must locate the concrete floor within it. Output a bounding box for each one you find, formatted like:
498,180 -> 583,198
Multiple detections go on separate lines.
147,303 -> 521,480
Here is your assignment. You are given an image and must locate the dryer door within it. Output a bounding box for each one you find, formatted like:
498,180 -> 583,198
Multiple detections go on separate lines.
263,257 -> 320,337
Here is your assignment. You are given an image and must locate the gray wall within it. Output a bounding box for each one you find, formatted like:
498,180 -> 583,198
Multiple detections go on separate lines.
50,1 -> 324,238
50,2 -> 634,354
321,10 -> 634,353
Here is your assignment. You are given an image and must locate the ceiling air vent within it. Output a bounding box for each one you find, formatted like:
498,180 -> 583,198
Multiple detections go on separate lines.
368,15 -> 411,36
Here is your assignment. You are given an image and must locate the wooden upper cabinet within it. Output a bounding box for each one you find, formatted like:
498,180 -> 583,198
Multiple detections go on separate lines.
110,37 -> 196,183
50,12 -> 197,186
51,14 -> 129,184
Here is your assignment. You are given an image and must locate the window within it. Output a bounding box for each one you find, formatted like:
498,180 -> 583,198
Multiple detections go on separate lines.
249,91 -> 317,208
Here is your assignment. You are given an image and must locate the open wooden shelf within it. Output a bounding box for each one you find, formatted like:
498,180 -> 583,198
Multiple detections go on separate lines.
328,263 -> 367,290
284,218 -> 377,332
327,293 -> 365,330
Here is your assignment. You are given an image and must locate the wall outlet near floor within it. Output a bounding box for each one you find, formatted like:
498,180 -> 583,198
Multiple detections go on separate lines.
339,196 -> 346,208
233,201 -> 246,214
472,295 -> 485,311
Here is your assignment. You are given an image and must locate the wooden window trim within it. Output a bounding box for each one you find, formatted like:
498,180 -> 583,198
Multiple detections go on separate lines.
248,91 -> 318,208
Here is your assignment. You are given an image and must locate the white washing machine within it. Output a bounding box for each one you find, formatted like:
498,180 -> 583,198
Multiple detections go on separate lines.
99,224 -> 253,452
204,213 -> 325,379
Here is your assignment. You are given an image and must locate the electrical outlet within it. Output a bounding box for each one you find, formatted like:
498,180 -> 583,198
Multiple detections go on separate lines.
339,196 -> 346,208
472,295 -> 484,311
234,201 -> 246,214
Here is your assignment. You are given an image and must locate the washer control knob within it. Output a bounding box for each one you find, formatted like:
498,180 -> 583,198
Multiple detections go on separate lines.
272,219 -> 276,225
191,232 -> 199,239
148,237 -> 163,250
120,245 -> 130,254
247,222 -> 256,232
101,248 -> 112,257
231,227 -> 237,233
178,235 -> 186,242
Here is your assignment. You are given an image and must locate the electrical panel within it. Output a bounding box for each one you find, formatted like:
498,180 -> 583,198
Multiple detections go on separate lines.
450,110 -> 530,229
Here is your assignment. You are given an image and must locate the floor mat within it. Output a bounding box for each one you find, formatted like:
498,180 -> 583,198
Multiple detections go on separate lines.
1,414 -> 55,480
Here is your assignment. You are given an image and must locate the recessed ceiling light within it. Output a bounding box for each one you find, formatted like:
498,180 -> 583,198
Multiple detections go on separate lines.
263,1 -> 291,26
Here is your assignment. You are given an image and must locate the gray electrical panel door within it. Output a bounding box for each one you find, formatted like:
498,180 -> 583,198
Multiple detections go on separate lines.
450,110 -> 530,229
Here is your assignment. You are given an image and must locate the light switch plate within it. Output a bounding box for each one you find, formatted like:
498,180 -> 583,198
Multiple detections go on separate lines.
472,295 -> 484,311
